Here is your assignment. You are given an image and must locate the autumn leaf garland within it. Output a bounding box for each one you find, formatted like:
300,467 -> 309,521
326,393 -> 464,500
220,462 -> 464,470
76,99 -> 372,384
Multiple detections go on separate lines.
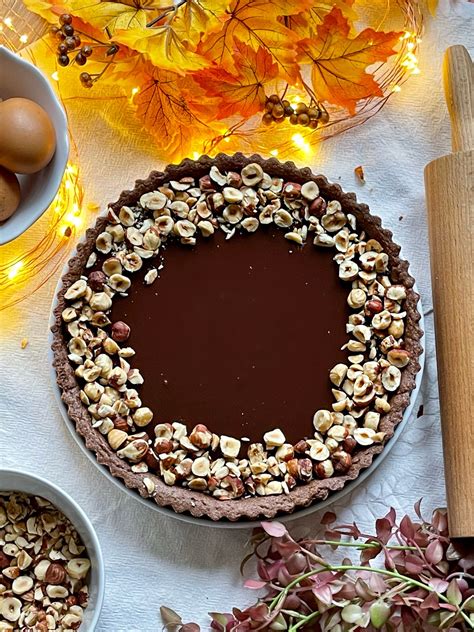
26,0 -> 411,157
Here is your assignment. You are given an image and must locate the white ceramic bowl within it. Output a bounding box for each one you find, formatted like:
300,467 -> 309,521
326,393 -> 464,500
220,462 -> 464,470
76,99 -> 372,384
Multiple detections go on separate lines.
0,46 -> 69,245
0,469 -> 105,630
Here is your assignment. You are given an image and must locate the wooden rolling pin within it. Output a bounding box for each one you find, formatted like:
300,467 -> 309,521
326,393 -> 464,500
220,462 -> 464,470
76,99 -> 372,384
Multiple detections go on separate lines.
424,45 -> 474,539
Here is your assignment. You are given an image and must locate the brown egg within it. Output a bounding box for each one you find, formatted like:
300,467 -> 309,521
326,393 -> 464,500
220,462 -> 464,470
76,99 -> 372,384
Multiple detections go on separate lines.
0,166 -> 21,221
0,97 -> 56,174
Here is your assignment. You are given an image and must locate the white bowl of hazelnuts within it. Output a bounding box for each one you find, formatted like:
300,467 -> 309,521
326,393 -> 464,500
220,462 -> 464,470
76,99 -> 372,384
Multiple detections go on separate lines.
0,46 -> 69,244
0,469 -> 104,631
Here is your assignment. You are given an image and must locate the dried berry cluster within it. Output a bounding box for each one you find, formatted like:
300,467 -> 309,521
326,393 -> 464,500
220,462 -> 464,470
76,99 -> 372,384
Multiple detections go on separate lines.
61,162 -> 411,501
263,94 -> 329,128
0,492 -> 90,631
50,13 -> 119,88
50,14 -> 92,69
162,502 -> 474,631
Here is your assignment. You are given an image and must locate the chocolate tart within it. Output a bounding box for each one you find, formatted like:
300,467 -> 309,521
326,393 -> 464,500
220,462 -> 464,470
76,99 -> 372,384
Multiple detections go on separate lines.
51,154 -> 423,522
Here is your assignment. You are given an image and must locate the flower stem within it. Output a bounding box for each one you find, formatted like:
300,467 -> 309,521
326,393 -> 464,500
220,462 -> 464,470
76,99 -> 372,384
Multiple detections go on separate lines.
268,564 -> 473,627
288,610 -> 320,631
146,0 -> 186,28
312,539 -> 421,552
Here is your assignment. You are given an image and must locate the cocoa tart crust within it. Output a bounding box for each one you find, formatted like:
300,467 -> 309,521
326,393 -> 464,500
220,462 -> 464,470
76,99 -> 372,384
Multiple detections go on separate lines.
51,153 -> 423,522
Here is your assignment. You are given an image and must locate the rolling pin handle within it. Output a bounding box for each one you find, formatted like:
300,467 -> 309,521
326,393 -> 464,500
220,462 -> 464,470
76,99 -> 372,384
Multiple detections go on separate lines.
442,45 -> 473,153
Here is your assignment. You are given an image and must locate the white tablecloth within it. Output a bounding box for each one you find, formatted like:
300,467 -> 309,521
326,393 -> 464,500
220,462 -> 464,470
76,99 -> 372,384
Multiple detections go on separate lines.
1,5 -> 473,630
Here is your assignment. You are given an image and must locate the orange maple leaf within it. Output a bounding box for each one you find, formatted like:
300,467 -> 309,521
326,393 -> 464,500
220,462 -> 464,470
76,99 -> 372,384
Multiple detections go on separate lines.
198,0 -> 313,82
132,63 -> 215,157
285,0 -> 358,38
193,40 -> 278,119
297,7 -> 402,114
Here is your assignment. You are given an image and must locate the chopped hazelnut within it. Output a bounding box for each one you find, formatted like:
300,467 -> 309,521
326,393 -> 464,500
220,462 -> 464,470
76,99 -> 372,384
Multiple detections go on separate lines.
347,288 -> 367,309
241,163 -> 264,186
387,348 -> 410,367
191,457 -> 211,477
133,407 -> 154,427
381,365 -> 401,391
263,428 -> 286,448
189,424 -> 213,449
220,435 -> 241,458
329,364 -> 348,387
332,450 -> 352,473
313,409 -> 333,433
111,321 -> 130,342
308,440 -> 330,461
354,427 -> 376,446
314,459 -> 334,479
301,181 -> 319,201
108,429 -> 128,450
241,217 -> 259,232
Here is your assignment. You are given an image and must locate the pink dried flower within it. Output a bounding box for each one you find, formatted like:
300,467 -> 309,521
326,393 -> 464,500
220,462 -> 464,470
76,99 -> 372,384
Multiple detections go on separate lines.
161,502 -> 474,631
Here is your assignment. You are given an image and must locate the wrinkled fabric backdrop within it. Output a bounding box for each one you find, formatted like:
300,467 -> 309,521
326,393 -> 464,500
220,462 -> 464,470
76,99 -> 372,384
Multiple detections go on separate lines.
1,3 -> 473,630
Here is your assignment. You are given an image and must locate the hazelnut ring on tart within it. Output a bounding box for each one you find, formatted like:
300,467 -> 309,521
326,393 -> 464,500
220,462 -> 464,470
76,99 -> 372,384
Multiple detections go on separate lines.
52,154 -> 423,522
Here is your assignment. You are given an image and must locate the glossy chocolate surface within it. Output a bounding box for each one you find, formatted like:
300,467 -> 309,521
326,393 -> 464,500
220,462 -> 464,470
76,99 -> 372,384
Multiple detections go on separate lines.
112,228 -> 349,444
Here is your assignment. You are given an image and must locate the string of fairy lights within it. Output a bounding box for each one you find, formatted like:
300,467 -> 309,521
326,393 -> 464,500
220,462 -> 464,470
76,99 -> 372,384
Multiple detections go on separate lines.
0,7 -> 88,311
0,163 -> 86,310
0,2 -> 422,312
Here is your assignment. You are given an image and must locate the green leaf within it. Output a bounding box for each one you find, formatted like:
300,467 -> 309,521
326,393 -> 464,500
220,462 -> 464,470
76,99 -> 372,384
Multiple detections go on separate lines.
160,605 -> 183,630
370,601 -> 391,629
209,613 -> 229,631
341,604 -> 363,624
446,579 -> 462,606
464,595 -> 474,613
269,613 -> 288,630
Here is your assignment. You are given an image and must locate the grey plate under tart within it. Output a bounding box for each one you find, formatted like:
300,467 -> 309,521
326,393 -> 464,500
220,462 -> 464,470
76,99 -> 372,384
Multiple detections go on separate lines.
48,249 -> 425,529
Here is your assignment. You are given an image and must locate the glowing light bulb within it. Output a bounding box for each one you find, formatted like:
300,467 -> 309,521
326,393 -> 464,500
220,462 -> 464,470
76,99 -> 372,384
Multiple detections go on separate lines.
270,149 -> 278,156
292,133 -> 311,154
392,85 -> 402,93
64,212 -> 82,227
8,261 -> 24,280
291,96 -> 301,108
0,161 -> 84,312
51,71 -> 59,81
4,17 -> 13,28
20,34 -> 28,44
131,87 -> 139,96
